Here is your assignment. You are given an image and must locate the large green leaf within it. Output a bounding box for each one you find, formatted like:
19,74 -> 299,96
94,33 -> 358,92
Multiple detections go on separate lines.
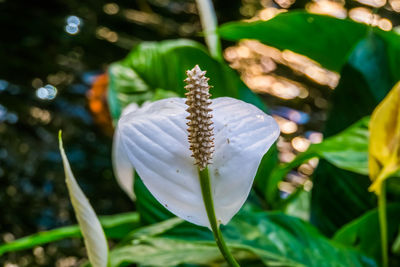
109,210 -> 376,267
311,161 -> 376,236
311,33 -> 396,235
219,11 -> 400,74
283,188 -> 311,221
313,117 -> 369,175
226,212 -> 376,267
253,143 -> 279,208
0,212 -> 140,256
107,39 -> 264,120
324,34 -> 394,136
110,238 -> 227,267
133,174 -> 174,225
379,30 -> 400,83
333,203 -> 400,265
126,217 -> 183,241
265,117 -> 370,206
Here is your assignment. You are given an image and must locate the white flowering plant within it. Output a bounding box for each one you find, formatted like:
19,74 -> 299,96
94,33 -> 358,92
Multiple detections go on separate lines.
2,1 -> 400,267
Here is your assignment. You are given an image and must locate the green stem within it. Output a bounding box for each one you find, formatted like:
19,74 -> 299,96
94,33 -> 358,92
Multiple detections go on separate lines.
198,167 -> 240,267
195,0 -> 223,61
379,180 -> 388,267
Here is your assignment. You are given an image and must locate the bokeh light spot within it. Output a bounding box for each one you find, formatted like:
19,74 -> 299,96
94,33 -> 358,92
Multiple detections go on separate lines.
65,24 -> 79,35
66,15 -> 81,26
36,84 -> 57,100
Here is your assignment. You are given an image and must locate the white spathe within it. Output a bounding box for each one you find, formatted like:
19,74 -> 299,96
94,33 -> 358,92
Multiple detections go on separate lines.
116,97 -> 280,227
112,103 -> 141,200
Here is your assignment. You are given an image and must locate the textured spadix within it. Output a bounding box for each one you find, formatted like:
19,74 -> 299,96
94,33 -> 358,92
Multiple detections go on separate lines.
185,65 -> 214,170
117,97 -> 279,227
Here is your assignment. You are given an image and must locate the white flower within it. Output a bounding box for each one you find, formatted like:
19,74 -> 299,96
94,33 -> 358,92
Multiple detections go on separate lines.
112,103 -> 140,200
113,96 -> 280,227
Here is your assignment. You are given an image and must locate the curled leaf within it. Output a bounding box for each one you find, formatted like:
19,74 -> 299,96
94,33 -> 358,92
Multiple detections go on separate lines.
59,132 -> 109,267
369,82 -> 400,194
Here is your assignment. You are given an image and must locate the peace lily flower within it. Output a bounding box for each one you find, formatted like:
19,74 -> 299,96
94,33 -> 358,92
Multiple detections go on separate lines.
113,65 -> 280,228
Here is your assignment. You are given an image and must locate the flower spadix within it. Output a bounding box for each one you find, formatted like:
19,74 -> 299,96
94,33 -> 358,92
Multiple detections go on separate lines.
116,65 -> 279,227
185,65 -> 214,170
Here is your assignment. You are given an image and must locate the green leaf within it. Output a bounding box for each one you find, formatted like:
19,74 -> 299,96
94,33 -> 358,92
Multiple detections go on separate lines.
311,162 -> 376,236
152,88 -> 180,101
99,213 -> 140,239
109,211 -> 377,267
109,217 -> 221,266
225,211 -> 376,267
134,174 -> 174,225
266,150 -> 317,206
107,63 -> 155,120
283,188 -> 311,221
324,34 -> 394,136
59,132 -> 109,267
312,117 -> 370,175
265,117 -> 370,206
333,203 -> 400,264
110,238 -> 226,267
378,30 -> 400,83
253,143 -> 279,206
0,212 -> 139,256
393,227 -> 400,255
219,11 -> 400,73
127,217 -> 183,240
311,33 -> 396,235
308,118 -> 374,236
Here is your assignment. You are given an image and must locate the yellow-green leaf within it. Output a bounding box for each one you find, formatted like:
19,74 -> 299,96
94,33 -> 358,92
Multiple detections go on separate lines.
59,131 -> 109,267
369,82 -> 400,194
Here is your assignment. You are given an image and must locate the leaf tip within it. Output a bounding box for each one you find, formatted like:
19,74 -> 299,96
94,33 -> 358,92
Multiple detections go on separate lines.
58,130 -> 63,149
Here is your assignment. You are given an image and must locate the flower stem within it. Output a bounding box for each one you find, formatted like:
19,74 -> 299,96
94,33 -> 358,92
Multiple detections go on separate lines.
198,167 -> 240,267
379,180 -> 388,267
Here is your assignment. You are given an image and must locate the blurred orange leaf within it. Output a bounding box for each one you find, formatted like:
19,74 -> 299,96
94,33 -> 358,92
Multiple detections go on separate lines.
87,74 -> 113,136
